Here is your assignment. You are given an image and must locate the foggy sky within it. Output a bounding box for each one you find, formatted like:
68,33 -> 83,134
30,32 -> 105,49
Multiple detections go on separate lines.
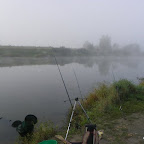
0,0 -> 144,48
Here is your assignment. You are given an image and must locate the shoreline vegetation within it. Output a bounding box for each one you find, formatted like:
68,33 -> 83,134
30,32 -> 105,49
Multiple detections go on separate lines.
15,79 -> 144,144
0,45 -> 143,58
0,36 -> 144,58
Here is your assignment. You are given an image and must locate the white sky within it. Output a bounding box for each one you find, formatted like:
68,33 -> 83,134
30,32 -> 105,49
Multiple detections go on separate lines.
0,0 -> 144,48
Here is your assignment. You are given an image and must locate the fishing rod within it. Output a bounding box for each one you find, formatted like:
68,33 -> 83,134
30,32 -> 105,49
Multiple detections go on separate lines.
111,64 -> 121,102
111,64 -> 126,119
111,64 -> 116,82
52,51 -> 73,108
72,67 -> 84,101
63,67 -> 86,103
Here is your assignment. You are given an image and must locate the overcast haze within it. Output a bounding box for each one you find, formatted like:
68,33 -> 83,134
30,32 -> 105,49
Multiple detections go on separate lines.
0,0 -> 144,48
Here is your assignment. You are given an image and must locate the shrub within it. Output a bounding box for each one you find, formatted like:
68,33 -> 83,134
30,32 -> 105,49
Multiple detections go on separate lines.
113,79 -> 136,101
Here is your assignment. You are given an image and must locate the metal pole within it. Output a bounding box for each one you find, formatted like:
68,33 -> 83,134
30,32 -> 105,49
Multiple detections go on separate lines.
77,100 -> 92,123
65,100 -> 77,140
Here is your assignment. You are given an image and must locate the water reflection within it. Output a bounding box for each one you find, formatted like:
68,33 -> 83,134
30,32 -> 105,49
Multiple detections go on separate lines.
0,56 -> 140,76
56,56 -> 140,76
0,118 -> 17,144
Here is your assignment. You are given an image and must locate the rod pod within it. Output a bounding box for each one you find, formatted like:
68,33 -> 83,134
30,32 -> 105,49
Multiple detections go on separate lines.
65,98 -> 91,140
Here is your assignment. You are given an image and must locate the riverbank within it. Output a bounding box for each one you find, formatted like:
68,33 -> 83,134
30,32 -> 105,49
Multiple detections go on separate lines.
0,45 -> 143,57
15,79 -> 144,144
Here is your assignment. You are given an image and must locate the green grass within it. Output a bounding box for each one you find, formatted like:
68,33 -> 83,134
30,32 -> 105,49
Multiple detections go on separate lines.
15,121 -> 57,144
16,79 -> 144,143
65,79 -> 144,143
65,79 -> 144,142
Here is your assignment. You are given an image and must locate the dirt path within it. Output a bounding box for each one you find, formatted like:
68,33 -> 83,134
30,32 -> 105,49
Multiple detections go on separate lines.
66,113 -> 144,144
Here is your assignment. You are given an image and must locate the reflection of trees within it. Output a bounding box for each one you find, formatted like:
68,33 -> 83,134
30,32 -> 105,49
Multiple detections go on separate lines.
57,57 -> 139,76
117,58 -> 138,68
97,59 -> 111,75
0,57 -> 140,76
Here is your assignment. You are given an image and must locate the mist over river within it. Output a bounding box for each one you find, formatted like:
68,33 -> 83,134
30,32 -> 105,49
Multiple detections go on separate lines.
0,56 -> 143,143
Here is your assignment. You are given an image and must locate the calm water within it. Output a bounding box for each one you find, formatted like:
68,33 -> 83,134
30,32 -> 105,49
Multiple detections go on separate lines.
0,56 -> 143,143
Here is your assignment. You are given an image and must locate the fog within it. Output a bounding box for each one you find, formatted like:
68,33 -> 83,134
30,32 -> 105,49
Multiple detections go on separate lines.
0,0 -> 144,48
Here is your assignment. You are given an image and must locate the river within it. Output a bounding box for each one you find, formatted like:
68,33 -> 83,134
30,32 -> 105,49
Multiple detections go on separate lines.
0,56 -> 143,143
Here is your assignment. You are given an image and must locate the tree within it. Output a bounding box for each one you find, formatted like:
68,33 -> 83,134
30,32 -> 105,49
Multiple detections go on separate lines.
83,41 -> 94,50
122,43 -> 141,56
112,43 -> 119,50
99,35 -> 112,54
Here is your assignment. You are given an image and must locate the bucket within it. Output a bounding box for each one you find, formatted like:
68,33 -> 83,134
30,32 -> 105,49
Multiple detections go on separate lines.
39,140 -> 57,144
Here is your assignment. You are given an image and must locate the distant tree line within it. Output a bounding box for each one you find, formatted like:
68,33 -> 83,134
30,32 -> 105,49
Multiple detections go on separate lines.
83,35 -> 142,56
0,36 -> 143,57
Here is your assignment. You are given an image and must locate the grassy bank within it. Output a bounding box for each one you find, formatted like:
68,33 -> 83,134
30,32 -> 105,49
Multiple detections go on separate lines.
0,46 -> 93,57
72,79 -> 144,125
68,79 -> 144,143
16,79 -> 144,144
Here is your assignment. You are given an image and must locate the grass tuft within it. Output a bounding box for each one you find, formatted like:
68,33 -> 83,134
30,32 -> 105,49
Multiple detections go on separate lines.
15,121 -> 57,144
